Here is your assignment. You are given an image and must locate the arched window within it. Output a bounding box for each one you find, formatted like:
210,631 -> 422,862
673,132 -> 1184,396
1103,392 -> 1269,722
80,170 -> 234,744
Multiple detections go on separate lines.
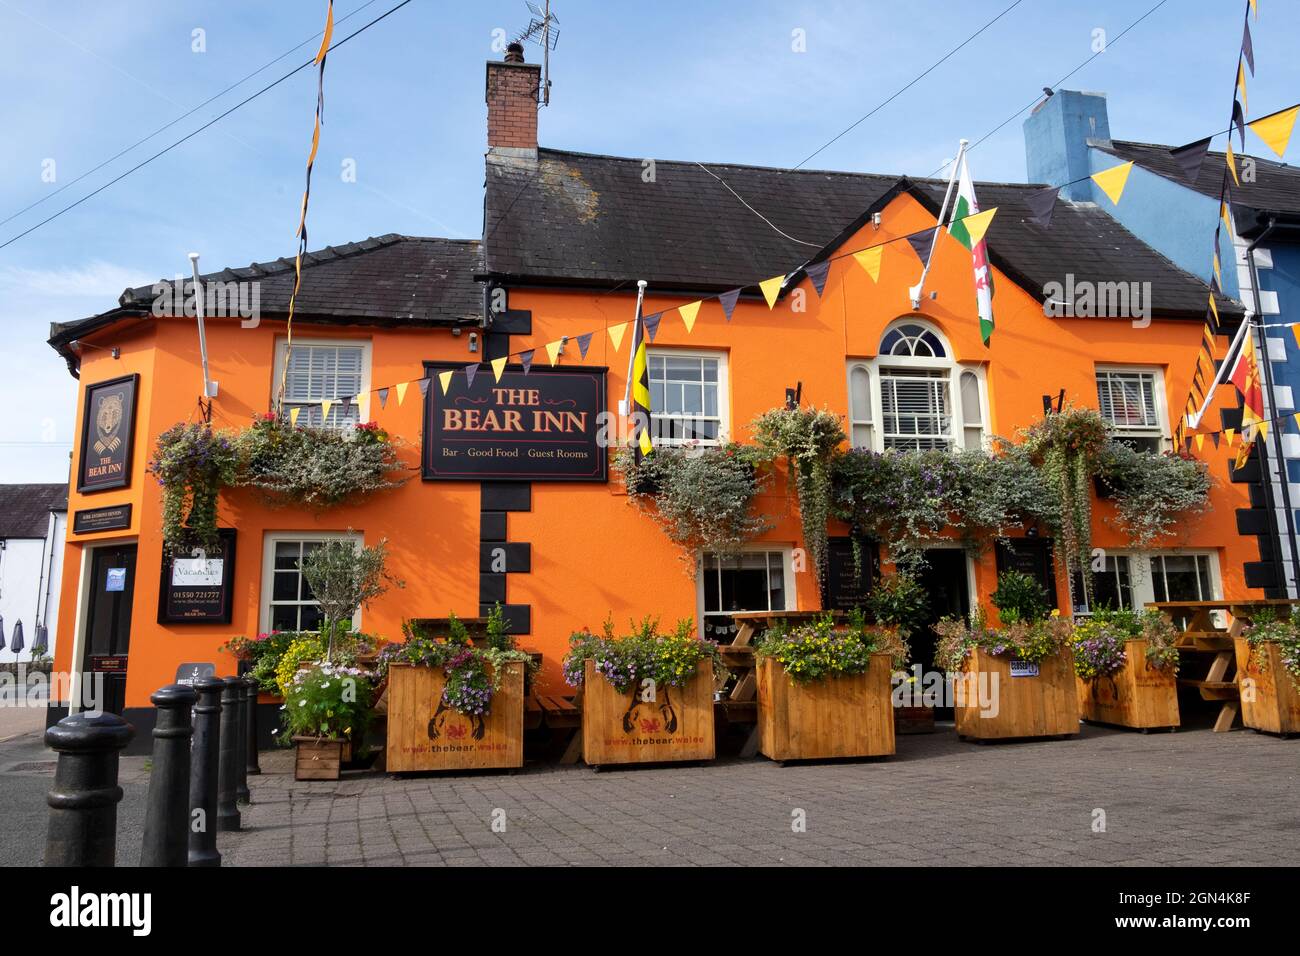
879,323 -> 947,358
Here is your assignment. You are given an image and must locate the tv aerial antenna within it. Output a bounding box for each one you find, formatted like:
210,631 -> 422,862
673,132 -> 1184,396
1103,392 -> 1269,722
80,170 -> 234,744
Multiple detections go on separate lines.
518,0 -> 559,107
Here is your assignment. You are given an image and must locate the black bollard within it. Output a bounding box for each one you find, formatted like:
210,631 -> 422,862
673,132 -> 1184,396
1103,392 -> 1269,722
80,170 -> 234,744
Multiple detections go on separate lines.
188,676 -> 224,867
235,678 -> 250,804
44,711 -> 135,867
216,677 -> 242,832
244,675 -> 261,776
140,684 -> 198,867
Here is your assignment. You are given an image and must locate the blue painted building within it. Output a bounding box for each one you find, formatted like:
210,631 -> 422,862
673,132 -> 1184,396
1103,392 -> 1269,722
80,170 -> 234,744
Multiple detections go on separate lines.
1025,90 -> 1300,598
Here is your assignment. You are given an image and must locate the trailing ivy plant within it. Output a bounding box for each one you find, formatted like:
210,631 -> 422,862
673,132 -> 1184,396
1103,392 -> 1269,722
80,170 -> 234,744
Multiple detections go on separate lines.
615,442 -> 769,569
1098,442 -> 1213,549
146,423 -> 240,554
752,406 -> 845,584
1017,406 -> 1111,600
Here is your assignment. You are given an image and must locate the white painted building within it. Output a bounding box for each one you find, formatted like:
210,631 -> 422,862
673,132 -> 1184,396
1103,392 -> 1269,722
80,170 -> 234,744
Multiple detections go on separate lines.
0,484 -> 67,665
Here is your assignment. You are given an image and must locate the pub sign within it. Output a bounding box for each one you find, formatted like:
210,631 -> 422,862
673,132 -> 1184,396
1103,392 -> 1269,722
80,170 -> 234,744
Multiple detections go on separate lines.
77,374 -> 139,493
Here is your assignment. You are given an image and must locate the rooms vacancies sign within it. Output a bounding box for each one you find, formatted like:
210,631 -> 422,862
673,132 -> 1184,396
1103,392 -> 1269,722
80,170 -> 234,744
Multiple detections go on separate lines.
422,363 -> 608,482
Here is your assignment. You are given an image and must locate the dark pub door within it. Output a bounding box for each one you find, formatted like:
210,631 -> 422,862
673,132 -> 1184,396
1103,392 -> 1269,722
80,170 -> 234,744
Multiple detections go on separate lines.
82,543 -> 137,715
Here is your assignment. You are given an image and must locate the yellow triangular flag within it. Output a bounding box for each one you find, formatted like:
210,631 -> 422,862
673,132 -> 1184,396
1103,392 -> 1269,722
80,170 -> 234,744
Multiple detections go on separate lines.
759,275 -> 784,310
1293,323 -> 1300,349
438,370 -> 453,395
1212,250 -> 1222,288
678,300 -> 701,333
1209,292 -> 1220,324
1294,412 -> 1300,433
545,340 -> 562,366
289,406 -> 301,426
320,399 -> 333,423
853,246 -> 883,282
1225,141 -> 1240,186
1222,200 -> 1233,237
1091,161 -> 1134,206
395,382 -> 409,406
1249,106 -> 1299,158
608,322 -> 627,352
1249,0 -> 1257,19
491,356 -> 507,383
1258,420 -> 1269,440
960,207 -> 998,246
1225,427 -> 1236,447
1237,62 -> 1248,114
1195,433 -> 1205,451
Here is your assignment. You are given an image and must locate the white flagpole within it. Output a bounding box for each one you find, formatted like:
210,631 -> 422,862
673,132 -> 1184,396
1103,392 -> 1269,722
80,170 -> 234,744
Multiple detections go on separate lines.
188,253 -> 218,400
619,279 -> 647,416
1189,314 -> 1252,430
910,138 -> 968,309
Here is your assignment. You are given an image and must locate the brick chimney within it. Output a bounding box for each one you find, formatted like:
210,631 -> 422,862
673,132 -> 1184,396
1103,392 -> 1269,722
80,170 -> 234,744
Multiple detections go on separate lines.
486,41 -> 539,157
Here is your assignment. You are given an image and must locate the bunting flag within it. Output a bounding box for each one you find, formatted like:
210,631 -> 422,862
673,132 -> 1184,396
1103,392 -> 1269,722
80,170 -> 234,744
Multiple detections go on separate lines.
395,381 -> 408,405
438,371 -> 453,395
491,355 -> 508,382
607,322 -> 627,351
1091,161 -> 1134,206
759,275 -> 784,309
519,350 -> 534,374
1211,432 -> 1220,449
339,396 -> 352,419
417,377 -> 430,398
1212,247 -> 1223,291
1249,105 -> 1298,157
1209,292 -> 1220,326
1225,141 -> 1240,186
678,300 -> 701,333
577,332 -> 593,358
950,155 -> 996,346
627,292 -> 654,460
1232,100 -> 1247,150
1221,195 -> 1234,236
644,311 -> 663,342
1242,17 -> 1255,75
545,340 -> 562,366
853,246 -> 883,282
805,260 -> 831,297
1225,427 -> 1236,447
289,406 -> 302,426
1195,433 -> 1206,451
1171,137 -> 1212,182
719,288 -> 741,322
276,0 -> 335,413
905,228 -> 937,269
1025,185 -> 1060,227
321,398 -> 333,423
377,387 -> 389,409
464,363 -> 478,389
1237,63 -> 1248,114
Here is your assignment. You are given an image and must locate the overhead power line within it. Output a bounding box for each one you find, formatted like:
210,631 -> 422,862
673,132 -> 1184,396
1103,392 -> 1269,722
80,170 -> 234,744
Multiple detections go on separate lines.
0,0 -> 413,252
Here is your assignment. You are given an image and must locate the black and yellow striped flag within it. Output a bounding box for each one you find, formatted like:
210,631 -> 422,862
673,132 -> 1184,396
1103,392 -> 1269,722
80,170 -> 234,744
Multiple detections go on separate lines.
628,286 -> 654,461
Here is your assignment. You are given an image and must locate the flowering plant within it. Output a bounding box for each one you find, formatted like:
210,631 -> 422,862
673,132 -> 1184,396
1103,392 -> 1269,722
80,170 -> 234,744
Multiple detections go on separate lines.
1072,607 -> 1180,678
755,610 -> 908,682
933,608 -> 1073,672
147,423 -> 240,552
1098,443 -> 1213,549
223,631 -> 297,693
275,634 -> 325,698
1243,608 -> 1300,691
280,661 -> 375,742
562,616 -> 726,693
1071,618 -> 1129,680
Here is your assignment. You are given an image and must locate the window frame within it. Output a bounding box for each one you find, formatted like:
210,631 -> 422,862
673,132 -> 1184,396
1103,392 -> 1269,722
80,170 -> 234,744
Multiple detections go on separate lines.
646,347 -> 730,447
272,336 -> 372,430
1075,549 -> 1222,616
846,320 -> 988,453
259,531 -> 364,634
695,547 -> 794,641
1094,364 -> 1170,452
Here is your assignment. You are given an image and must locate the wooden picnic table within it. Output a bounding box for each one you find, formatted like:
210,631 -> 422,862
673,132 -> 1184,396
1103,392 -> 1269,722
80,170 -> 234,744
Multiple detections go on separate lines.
1147,599 -> 1300,732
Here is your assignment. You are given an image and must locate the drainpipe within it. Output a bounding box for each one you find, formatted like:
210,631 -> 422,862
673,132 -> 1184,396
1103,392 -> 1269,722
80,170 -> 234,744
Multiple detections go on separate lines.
1244,218 -> 1300,597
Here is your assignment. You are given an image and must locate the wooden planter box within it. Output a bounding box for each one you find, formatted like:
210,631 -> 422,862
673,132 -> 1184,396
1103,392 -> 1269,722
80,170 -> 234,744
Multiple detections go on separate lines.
385,661 -> 525,772
581,660 -> 715,766
1235,637 -> 1300,736
955,647 -> 1079,741
756,655 -> 895,761
294,736 -> 345,781
1077,639 -> 1180,731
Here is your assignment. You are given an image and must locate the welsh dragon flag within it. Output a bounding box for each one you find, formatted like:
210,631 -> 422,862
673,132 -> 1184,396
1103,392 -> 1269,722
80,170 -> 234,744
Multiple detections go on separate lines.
948,154 -> 996,346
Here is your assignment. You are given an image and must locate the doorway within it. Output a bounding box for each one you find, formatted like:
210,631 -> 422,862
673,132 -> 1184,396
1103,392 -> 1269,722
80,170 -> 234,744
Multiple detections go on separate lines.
913,548 -> 972,675
81,543 -> 137,715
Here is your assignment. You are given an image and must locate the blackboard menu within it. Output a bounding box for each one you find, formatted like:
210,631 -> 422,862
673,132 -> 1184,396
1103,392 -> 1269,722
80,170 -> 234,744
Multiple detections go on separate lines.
824,536 -> 879,611
158,529 -> 236,624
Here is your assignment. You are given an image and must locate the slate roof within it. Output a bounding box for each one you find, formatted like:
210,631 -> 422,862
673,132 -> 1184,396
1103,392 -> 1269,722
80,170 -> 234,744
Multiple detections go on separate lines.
1098,139 -> 1300,215
0,484 -> 68,539
484,148 -> 1241,320
49,235 -> 484,367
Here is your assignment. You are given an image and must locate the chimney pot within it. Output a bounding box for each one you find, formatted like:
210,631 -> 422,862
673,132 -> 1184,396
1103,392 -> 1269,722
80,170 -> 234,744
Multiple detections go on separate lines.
504,41 -> 525,63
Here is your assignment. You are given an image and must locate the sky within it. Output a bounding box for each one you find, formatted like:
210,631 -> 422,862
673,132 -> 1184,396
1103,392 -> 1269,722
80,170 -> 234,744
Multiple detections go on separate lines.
0,0 -> 1296,482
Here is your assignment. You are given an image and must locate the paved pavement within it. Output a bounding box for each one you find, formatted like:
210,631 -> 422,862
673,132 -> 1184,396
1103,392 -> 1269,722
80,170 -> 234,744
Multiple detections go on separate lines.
2,718 -> 1296,867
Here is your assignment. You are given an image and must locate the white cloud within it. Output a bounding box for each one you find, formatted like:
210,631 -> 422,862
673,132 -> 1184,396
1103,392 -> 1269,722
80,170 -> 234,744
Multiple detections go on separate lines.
0,260 -> 150,301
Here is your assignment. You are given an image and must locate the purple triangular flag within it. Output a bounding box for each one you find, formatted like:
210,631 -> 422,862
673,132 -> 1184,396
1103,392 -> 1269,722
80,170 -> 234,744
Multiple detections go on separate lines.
643,311 -> 663,342
1171,137 -> 1211,183
805,259 -> 831,297
1211,431 -> 1221,449
520,350 -> 534,374
464,362 -> 479,389
377,387 -> 389,409
906,228 -> 937,269
718,289 -> 741,322
339,396 -> 353,418
577,332 -> 593,358
1025,185 -> 1060,228
418,378 -> 430,398
1242,18 -> 1254,75
1232,100 -> 1246,150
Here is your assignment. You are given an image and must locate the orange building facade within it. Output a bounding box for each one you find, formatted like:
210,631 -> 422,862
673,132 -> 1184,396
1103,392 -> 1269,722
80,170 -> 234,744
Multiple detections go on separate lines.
45,50 -> 1255,740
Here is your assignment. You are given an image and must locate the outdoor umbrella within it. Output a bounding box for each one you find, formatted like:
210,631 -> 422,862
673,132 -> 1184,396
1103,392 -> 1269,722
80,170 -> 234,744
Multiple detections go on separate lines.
31,624 -> 48,656
0,614 -> 6,653
10,620 -> 24,660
